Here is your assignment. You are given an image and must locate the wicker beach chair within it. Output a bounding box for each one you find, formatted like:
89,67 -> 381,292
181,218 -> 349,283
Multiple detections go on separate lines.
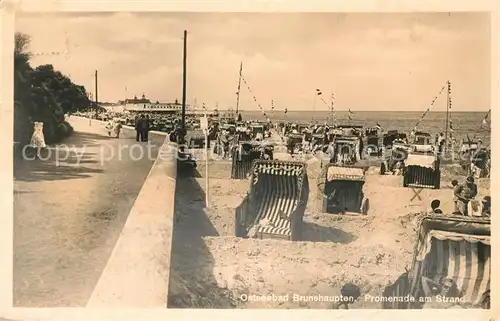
403,153 -> 441,189
231,141 -> 264,179
234,160 -> 309,241
382,215 -> 491,309
317,164 -> 368,215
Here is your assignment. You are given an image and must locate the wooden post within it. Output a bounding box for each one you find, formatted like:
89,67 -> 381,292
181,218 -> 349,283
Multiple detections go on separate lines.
201,115 -> 209,207
205,130 -> 209,207
95,70 -> 98,108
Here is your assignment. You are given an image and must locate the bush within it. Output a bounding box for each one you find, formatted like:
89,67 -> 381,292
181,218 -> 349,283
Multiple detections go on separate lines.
57,121 -> 73,138
42,120 -> 58,144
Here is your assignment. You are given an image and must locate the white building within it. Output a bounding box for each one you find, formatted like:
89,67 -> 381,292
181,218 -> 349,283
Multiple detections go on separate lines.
122,95 -> 190,114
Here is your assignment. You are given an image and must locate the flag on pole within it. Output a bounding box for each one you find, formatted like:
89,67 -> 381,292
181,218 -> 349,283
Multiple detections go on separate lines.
284,108 -> 288,114
236,62 -> 242,95
447,81 -> 452,109
376,123 -> 383,131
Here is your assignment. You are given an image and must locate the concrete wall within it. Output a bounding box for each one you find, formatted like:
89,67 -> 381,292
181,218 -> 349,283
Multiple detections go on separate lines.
69,115 -> 177,308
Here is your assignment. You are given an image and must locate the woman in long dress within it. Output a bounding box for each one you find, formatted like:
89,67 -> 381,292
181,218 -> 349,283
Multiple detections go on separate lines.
105,120 -> 114,137
112,118 -> 122,138
29,121 -> 47,159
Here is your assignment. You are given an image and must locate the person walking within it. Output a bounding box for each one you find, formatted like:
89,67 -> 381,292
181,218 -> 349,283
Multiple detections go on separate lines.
105,120 -> 113,137
437,132 -> 445,154
169,127 -> 178,143
135,114 -> 145,142
112,118 -> 122,138
454,176 -> 478,216
142,114 -> 150,141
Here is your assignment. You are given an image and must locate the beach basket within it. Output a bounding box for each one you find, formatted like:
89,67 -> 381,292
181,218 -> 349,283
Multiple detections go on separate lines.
235,160 -> 308,241
382,215 -> 491,309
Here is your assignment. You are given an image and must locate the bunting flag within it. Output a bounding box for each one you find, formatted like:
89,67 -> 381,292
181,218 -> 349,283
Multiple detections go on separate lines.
481,109 -> 491,126
412,82 -> 448,131
315,88 -> 330,108
412,108 -> 430,132
347,109 -> 354,120
284,108 -> 288,114
446,81 -> 454,152
376,123 -> 383,131
240,72 -> 268,118
237,62 -> 242,95
271,100 -> 274,110
202,102 -> 206,110
330,92 -> 336,123
447,81 -> 452,109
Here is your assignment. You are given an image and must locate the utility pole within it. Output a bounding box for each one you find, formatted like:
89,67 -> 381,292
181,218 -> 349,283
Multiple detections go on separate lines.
180,30 -> 187,144
95,70 -> 98,108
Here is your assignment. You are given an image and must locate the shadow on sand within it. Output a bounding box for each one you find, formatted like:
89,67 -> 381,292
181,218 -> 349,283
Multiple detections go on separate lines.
13,131 -> 109,182
301,222 -> 358,244
62,131 -> 114,148
168,169 -> 236,308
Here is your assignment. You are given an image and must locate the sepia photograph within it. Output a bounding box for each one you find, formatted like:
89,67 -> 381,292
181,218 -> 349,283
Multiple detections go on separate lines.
11,11 -> 491,310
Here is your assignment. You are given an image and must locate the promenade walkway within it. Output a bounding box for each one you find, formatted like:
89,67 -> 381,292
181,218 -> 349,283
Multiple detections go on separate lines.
13,117 -> 165,307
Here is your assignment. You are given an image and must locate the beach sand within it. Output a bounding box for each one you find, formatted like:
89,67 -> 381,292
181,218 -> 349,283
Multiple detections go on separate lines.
168,150 -> 490,309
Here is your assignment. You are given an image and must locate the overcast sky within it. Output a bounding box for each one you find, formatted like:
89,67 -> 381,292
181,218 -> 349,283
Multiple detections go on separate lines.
15,12 -> 490,111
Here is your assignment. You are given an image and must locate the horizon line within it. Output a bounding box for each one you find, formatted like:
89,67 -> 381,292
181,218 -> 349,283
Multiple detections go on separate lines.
229,109 -> 490,113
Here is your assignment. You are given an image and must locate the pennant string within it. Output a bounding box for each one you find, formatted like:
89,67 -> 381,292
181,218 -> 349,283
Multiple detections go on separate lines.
412,82 -> 448,131
241,73 -> 270,117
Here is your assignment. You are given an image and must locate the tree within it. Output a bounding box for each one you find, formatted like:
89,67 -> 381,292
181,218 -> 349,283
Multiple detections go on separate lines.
14,32 -> 91,145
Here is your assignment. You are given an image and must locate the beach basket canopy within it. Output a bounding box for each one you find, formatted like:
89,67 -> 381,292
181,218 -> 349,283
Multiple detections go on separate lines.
326,165 -> 365,182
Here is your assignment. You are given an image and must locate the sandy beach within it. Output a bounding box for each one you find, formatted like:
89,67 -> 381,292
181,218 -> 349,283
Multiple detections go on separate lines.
168,149 -> 490,309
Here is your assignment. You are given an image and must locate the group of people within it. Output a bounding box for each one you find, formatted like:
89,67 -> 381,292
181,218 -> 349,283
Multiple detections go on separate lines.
426,176 -> 490,217
134,114 -> 151,142
452,176 -> 490,217
104,114 -> 151,142
105,118 -> 123,138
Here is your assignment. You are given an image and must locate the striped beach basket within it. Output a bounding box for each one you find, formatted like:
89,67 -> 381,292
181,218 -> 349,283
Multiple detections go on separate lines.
382,215 -> 491,309
234,159 -> 309,241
